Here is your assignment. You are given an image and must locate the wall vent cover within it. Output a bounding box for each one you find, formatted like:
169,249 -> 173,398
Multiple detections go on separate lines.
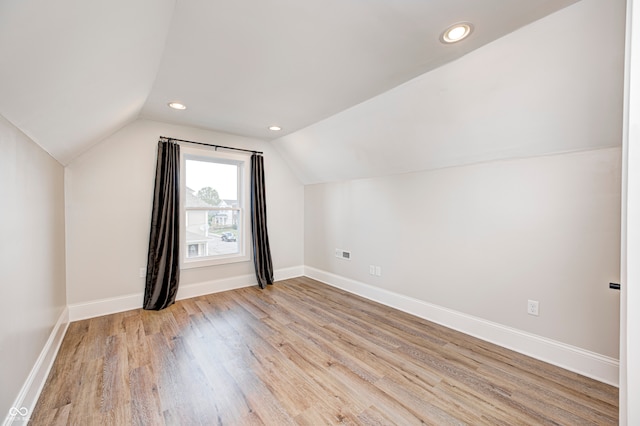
335,249 -> 351,260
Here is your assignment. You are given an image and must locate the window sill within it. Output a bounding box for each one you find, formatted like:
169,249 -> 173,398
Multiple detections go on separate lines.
181,254 -> 251,269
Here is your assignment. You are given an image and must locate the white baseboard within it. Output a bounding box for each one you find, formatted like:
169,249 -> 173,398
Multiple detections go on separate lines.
3,307 -> 69,426
68,265 -> 304,321
304,266 -> 620,387
68,292 -> 143,322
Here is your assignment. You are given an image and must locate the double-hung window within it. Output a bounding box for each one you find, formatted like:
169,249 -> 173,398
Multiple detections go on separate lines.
180,146 -> 250,268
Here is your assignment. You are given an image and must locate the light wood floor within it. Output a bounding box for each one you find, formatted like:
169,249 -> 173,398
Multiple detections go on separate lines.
30,277 -> 618,425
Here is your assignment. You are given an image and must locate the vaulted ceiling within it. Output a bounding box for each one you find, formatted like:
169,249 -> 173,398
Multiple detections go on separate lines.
0,0 -> 583,165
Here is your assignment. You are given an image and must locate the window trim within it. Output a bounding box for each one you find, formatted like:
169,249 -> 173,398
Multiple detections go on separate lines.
179,146 -> 251,269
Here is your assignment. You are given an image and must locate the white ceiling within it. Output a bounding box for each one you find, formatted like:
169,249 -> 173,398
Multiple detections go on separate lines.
273,0 -> 626,184
0,0 -> 581,165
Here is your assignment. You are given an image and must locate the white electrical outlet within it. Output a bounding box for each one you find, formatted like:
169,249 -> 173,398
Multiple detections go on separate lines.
369,265 -> 375,275
527,300 -> 539,316
139,267 -> 146,278
375,266 -> 382,276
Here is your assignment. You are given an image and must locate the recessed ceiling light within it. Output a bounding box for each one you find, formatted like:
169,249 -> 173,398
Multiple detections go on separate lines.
440,23 -> 473,44
168,102 -> 187,110
268,126 -> 282,131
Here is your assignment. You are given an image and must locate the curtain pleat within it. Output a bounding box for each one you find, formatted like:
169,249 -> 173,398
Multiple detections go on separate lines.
250,154 -> 274,289
143,141 -> 181,310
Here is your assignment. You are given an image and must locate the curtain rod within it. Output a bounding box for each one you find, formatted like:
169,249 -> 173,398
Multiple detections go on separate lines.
160,136 -> 263,155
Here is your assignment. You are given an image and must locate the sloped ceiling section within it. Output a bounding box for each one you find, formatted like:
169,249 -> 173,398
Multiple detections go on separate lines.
140,0 -> 580,141
0,0 -> 582,166
0,0 -> 175,165
272,0 -> 626,185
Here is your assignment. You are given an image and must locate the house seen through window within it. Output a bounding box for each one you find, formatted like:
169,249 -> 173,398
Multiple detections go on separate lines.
181,147 -> 250,268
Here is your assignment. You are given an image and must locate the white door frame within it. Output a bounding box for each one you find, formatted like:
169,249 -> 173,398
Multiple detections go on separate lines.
620,0 -> 640,424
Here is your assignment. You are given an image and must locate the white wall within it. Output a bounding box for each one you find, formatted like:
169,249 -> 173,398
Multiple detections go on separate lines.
305,148 -> 621,359
0,115 -> 67,418
65,119 -> 304,310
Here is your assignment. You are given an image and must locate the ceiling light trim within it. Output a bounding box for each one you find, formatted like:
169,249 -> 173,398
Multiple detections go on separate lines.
440,22 -> 474,44
168,102 -> 187,110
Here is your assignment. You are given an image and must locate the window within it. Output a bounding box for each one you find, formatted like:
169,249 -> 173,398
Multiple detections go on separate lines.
180,146 -> 250,268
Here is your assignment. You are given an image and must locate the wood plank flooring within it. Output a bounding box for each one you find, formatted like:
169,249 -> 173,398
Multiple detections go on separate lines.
30,277 -> 618,425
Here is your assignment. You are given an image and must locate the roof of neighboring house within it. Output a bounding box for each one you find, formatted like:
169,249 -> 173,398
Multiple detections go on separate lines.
186,191 -> 215,208
186,230 -> 209,242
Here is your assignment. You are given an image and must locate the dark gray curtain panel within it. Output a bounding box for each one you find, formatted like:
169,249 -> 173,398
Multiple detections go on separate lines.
144,140 -> 181,310
250,154 -> 274,289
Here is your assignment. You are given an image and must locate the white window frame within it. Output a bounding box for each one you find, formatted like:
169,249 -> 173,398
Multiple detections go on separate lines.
180,146 -> 251,269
